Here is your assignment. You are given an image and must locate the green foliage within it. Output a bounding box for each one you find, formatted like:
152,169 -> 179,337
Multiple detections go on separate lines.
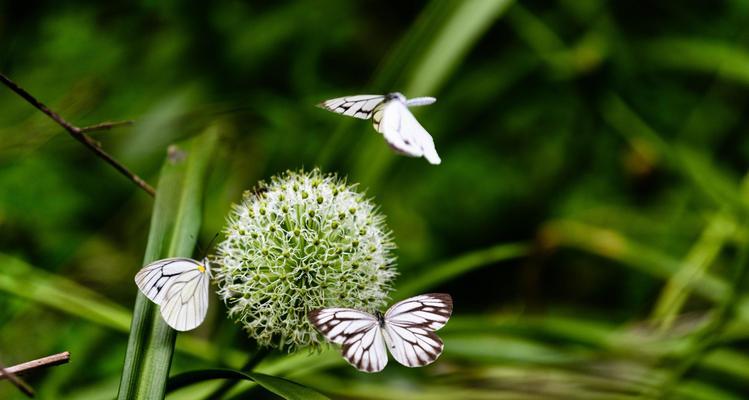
1,1 -> 749,399
118,126 -> 218,399
167,369 -> 329,400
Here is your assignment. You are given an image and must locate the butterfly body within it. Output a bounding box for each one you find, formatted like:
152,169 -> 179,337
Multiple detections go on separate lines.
309,293 -> 453,373
374,310 -> 385,327
318,93 -> 441,164
134,257 -> 211,331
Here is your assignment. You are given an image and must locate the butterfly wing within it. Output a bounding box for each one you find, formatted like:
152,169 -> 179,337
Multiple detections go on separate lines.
308,308 -> 378,344
405,96 -> 436,107
384,293 -> 453,330
382,293 -> 453,368
134,257 -> 210,331
309,308 -> 388,372
342,323 -> 388,373
159,268 -> 210,331
318,95 -> 385,120
134,258 -> 203,304
373,100 -> 441,165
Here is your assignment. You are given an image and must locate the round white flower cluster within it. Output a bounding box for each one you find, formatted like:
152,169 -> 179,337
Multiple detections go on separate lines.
215,169 -> 396,351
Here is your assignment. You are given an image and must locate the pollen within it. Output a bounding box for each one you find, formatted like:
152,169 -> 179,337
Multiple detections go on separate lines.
197,265 -> 206,273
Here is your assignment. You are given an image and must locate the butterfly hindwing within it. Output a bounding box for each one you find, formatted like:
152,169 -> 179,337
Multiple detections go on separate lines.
342,322 -> 388,373
317,95 -> 385,120
308,308 -> 378,344
309,308 -> 388,372
160,268 -> 210,331
383,322 -> 443,368
374,100 -> 441,165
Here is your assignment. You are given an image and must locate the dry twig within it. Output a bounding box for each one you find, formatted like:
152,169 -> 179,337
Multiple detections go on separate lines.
0,352 -> 70,381
0,73 -> 155,196
0,361 -> 35,398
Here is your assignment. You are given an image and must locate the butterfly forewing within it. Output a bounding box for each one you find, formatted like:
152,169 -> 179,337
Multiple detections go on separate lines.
318,95 -> 385,120
134,258 -> 202,304
405,97 -> 437,107
374,101 -> 441,165
384,293 -> 453,330
308,308 -> 378,344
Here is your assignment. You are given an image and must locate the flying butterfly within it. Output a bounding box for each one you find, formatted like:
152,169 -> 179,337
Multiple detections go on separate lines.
134,257 -> 211,331
318,93 -> 441,164
308,293 -> 453,373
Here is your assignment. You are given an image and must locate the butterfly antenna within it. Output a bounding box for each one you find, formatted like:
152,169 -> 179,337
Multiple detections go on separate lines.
200,231 -> 221,260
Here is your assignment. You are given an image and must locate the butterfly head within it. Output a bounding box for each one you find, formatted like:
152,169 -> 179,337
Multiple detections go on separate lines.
385,92 -> 406,103
199,258 -> 212,277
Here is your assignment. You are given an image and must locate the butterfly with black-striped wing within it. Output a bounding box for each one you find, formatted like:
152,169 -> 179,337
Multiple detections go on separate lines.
134,257 -> 211,331
318,92 -> 441,164
308,293 -> 452,373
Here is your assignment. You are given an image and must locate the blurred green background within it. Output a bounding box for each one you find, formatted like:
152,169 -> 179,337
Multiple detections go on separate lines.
2,0 -> 749,398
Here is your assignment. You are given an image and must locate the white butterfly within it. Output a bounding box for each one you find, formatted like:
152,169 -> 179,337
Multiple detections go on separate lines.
308,293 -> 453,373
134,257 -> 211,331
318,93 -> 442,164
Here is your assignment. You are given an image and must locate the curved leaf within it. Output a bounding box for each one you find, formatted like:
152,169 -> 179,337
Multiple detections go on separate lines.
166,369 -> 329,400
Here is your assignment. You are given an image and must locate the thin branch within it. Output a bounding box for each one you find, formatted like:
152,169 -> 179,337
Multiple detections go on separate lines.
0,352 -> 70,381
80,120 -> 134,133
0,360 -> 35,398
0,73 -> 155,197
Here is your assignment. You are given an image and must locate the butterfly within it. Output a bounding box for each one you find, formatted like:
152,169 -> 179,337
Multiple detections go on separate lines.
318,93 -> 442,164
134,257 -> 211,331
308,293 -> 453,373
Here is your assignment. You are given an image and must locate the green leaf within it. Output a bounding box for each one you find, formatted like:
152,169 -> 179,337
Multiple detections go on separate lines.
643,37 -> 749,86
166,369 -> 330,400
117,125 -> 219,400
397,242 -> 530,297
0,254 -> 132,331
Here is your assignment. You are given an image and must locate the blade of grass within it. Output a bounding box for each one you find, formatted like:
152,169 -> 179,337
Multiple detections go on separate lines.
541,220 -> 731,307
397,242 -> 530,297
117,125 -> 218,400
167,369 -> 329,400
0,254 -> 132,330
650,212 -> 735,330
601,93 -> 749,216
657,212 -> 749,397
642,38 -> 749,86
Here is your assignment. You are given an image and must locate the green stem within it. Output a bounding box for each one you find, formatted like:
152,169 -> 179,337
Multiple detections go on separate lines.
117,127 -> 219,399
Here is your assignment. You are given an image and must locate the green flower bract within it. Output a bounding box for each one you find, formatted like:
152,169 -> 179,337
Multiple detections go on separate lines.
215,169 -> 397,352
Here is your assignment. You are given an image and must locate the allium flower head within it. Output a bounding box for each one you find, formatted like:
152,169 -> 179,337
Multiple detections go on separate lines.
216,169 -> 397,351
